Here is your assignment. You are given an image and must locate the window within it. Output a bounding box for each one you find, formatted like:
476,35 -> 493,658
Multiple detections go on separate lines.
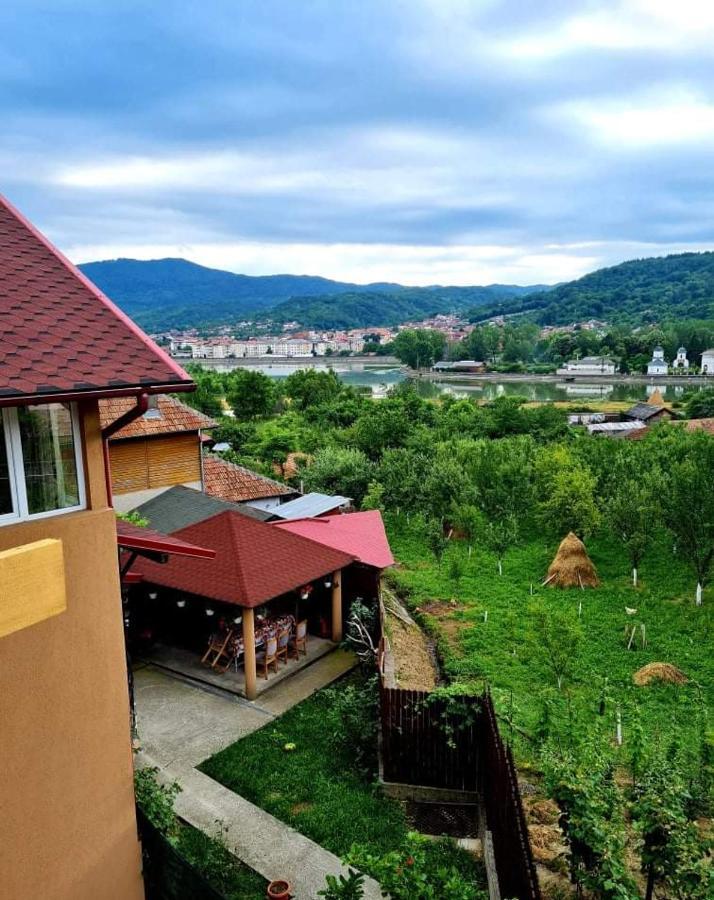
0,403 -> 85,524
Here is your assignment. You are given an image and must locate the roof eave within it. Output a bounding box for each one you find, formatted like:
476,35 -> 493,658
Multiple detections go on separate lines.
0,380 -> 195,408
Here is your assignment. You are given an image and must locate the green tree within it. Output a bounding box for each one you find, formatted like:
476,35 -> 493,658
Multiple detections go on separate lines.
391,329 -> 446,369
531,604 -> 583,690
301,446 -> 373,505
606,473 -> 660,585
481,514 -> 519,576
284,369 -> 342,410
226,369 -> 276,420
535,446 -> 601,539
685,387 -> 714,419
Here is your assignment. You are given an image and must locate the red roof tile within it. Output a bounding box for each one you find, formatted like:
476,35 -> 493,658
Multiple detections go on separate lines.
0,194 -> 193,403
203,455 -> 295,502
100,395 -> 216,438
133,510 -> 354,607
273,510 -> 395,569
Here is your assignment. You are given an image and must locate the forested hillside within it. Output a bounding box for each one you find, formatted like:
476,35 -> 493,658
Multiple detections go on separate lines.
78,257 -> 542,330
472,251 -> 714,325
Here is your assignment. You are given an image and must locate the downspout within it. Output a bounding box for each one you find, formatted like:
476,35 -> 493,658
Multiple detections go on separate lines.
101,392 -> 149,507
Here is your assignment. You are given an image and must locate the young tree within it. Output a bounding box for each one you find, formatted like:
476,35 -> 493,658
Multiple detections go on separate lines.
425,519 -> 448,568
302,446 -> 374,505
226,369 -> 276,419
481,514 -> 519,575
607,474 -> 660,586
663,439 -> 714,604
531,604 -> 583,690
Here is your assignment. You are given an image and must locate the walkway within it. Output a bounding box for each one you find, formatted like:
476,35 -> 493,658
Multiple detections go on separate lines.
135,651 -> 383,899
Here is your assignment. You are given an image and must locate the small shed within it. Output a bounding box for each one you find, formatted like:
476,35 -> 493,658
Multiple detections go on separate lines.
624,402 -> 674,424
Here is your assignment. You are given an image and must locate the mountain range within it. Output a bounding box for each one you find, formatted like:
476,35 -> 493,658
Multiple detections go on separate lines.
78,257 -> 544,331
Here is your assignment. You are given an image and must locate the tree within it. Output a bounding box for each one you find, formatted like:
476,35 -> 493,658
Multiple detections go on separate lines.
662,436 -> 714,604
284,369 -> 342,410
685,387 -> 714,419
535,446 -> 601,539
606,473 -> 660,585
481,514 -> 519,575
426,519 -> 448,567
183,365 -> 225,418
226,369 -> 276,420
391,329 -> 446,370
531,604 -> 583,690
301,446 -> 373,505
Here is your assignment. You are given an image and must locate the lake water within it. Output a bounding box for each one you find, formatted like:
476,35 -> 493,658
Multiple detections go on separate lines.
207,360 -> 686,403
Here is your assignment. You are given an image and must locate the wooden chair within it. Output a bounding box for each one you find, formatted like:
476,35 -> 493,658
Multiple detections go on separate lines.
255,635 -> 278,679
276,628 -> 290,666
201,629 -> 234,668
289,620 -> 308,659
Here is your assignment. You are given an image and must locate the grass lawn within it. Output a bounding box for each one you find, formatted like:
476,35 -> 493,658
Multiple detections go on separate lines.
385,512 -> 713,768
200,671 -> 487,897
176,823 -> 267,900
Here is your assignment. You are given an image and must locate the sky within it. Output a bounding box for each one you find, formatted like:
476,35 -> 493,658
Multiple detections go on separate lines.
3,0 -> 714,286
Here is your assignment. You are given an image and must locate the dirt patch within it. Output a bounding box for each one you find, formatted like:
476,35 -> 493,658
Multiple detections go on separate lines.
416,601 -> 464,648
386,611 -> 437,691
289,802 -> 314,816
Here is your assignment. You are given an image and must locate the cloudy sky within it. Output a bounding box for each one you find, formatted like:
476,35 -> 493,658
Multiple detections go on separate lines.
3,0 -> 714,285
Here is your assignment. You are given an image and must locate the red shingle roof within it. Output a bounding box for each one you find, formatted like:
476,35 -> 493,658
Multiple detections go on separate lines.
133,510 -> 354,607
203,455 -> 295,502
0,194 -> 193,403
274,510 -> 395,569
100,395 -> 216,438
116,518 -> 216,559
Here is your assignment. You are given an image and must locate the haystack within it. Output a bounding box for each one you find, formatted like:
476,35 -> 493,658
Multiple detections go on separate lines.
633,662 -> 688,686
648,387 -> 666,407
544,532 -> 599,588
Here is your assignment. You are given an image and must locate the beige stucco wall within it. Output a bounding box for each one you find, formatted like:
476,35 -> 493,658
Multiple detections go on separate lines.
0,401 -> 144,900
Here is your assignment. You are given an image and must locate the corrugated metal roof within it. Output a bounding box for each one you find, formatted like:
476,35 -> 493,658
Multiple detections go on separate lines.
270,492 -> 351,520
587,420 -> 646,433
132,484 -> 272,533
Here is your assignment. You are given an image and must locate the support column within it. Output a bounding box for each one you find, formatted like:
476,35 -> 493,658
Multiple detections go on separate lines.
242,608 -> 257,701
331,569 -> 343,643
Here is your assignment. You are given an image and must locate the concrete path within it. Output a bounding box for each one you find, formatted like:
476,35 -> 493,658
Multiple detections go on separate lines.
135,651 -> 383,899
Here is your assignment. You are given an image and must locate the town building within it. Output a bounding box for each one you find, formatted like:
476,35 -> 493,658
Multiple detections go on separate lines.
557,356 -> 617,376
701,349 -> 714,374
0,193 -> 195,900
432,360 -> 486,373
647,345 -> 668,376
672,346 -> 689,370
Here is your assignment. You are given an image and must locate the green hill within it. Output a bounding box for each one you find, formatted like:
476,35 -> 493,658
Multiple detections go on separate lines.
472,251 -> 714,325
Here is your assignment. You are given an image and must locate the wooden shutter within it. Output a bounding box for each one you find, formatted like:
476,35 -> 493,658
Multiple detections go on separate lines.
109,441 -> 150,493
146,434 -> 200,488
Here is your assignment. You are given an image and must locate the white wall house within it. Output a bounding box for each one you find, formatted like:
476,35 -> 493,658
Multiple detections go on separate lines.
701,349 -> 714,374
557,356 -> 617,376
672,347 -> 689,370
647,346 -> 668,376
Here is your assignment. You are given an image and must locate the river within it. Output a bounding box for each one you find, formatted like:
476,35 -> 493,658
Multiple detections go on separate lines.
203,359 -> 690,403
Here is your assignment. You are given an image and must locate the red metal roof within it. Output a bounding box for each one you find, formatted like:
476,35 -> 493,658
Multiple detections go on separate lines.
100,395 -> 217,438
116,519 -> 216,559
133,510 -> 354,607
273,510 -> 395,569
0,194 -> 193,404
203,455 -> 295,503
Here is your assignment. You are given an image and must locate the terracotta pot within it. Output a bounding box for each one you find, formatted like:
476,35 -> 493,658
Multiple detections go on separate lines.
267,879 -> 291,899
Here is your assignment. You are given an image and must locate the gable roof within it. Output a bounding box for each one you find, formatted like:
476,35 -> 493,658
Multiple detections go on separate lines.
0,194 -> 193,404
134,510 -> 354,607
625,402 -> 671,421
270,492 -> 351,520
132,484 -> 272,532
274,510 -> 394,569
100,395 -> 216,438
203,455 -> 296,503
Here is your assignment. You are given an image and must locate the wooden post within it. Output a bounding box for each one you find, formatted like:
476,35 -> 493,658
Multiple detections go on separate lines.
242,608 -> 257,701
331,569 -> 343,642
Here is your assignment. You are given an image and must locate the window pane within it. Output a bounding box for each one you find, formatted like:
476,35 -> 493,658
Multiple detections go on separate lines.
0,415 -> 14,515
18,404 -> 80,514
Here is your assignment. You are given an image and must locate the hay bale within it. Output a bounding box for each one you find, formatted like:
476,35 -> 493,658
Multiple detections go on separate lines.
545,532 -> 599,588
633,662 -> 688,686
648,388 -> 666,407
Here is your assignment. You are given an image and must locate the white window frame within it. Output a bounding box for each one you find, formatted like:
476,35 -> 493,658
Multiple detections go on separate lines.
0,403 -> 86,525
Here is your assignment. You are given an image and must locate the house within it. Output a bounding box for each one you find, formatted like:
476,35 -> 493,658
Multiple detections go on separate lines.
431,360 -> 486,373
202,454 -> 298,510
99,394 -> 216,511
647,345 -> 668,376
624,402 -> 675,425
0,193 -> 195,900
672,347 -> 689,370
133,483 -> 275,528
701,349 -> 714,374
587,419 -> 647,437
269,491 -> 352,520
557,356 -> 617,376
129,510 -> 354,700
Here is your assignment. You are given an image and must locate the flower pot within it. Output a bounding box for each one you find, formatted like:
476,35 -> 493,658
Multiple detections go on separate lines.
267,880 -> 291,899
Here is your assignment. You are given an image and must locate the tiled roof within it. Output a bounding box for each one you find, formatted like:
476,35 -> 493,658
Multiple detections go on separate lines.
274,510 -> 395,569
270,492 -> 351,520
684,418 -> 714,434
625,403 -> 669,421
132,485 -> 273,530
203,455 -> 295,503
134,510 -> 354,607
116,518 -> 215,559
100,395 -> 216,438
0,194 -> 193,403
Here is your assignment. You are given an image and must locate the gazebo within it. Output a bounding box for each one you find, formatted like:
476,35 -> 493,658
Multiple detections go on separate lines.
131,510 -> 354,699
